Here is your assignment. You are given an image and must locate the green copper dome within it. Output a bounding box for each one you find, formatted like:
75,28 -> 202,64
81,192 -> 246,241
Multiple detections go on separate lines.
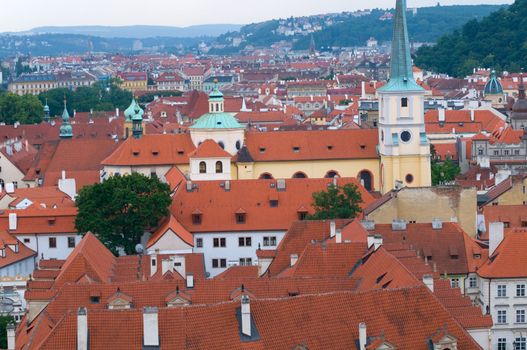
378,0 -> 423,93
484,70 -> 503,95
124,99 -> 144,121
209,85 -> 224,101
190,112 -> 244,129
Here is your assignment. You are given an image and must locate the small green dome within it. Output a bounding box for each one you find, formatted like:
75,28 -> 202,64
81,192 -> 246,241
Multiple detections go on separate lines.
44,104 -> 50,113
209,86 -> 224,101
60,104 -> 73,138
190,112 -> 244,130
485,70 -> 503,95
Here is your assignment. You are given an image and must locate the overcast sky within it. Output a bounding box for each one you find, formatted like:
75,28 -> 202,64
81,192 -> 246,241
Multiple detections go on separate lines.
1,0 -> 514,32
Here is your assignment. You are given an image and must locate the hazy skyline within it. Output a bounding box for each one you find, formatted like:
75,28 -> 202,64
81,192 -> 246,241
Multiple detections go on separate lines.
2,0 -> 513,32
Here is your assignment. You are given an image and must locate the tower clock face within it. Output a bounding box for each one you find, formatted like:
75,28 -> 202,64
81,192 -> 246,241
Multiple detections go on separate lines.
400,131 -> 412,143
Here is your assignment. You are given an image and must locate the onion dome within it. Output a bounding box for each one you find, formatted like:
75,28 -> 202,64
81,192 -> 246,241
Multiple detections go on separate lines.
484,70 -> 503,95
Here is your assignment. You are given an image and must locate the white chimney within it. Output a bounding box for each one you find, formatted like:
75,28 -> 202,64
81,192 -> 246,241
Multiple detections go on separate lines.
186,273 -> 194,288
290,254 -> 298,267
367,234 -> 383,250
359,322 -> 367,350
173,255 -> 186,278
5,183 -> 14,194
438,108 -> 446,122
336,229 -> 342,244
116,108 -> 120,117
8,213 -> 17,231
330,221 -> 336,238
161,259 -> 172,275
6,323 -> 15,350
470,109 -> 475,122
241,295 -> 251,337
423,274 -> 434,292
361,81 -> 366,99
77,307 -> 88,350
143,307 -> 159,347
150,253 -> 158,277
489,222 -> 505,256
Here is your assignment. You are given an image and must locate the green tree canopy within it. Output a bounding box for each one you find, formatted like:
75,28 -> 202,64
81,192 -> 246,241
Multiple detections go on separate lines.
308,183 -> 363,220
0,93 -> 44,124
39,81 -> 132,117
432,158 -> 461,186
75,173 -> 172,255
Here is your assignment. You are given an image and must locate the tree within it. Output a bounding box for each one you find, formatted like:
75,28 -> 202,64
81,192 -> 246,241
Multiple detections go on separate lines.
75,173 -> 172,255
432,158 -> 461,185
0,93 -> 44,124
0,315 -> 15,349
308,183 -> 363,220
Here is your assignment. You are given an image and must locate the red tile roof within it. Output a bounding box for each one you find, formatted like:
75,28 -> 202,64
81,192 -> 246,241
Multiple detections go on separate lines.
189,139 -> 231,158
478,231 -> 527,278
172,178 -> 373,234
147,214 -> 194,248
243,129 -> 379,162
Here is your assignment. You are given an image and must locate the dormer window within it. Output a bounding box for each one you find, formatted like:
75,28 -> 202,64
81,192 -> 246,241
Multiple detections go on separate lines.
192,213 -> 202,225
235,210 -> 246,224
132,150 -> 140,156
48,218 -> 56,226
292,146 -> 300,153
259,147 -> 266,153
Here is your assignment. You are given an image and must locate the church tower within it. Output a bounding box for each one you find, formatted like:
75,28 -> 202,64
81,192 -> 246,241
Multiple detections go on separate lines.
377,0 -> 431,194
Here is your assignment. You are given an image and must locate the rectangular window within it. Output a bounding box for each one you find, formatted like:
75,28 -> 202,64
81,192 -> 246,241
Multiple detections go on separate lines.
494,150 -> 500,156
239,258 -> 252,266
401,97 -> 408,107
498,338 -> 507,350
498,285 -> 507,297
469,276 -> 477,288
213,237 -> 226,248
212,259 -> 227,269
269,200 -> 279,208
516,149 -> 521,155
504,150 -> 510,156
517,285 -> 526,297
67,237 -> 76,248
450,278 -> 460,288
298,212 -> 307,220
238,237 -> 252,247
478,149 -> 484,155
196,238 -> 203,248
48,237 -> 57,249
192,214 -> 202,225
517,309 -> 526,324
23,238 -> 30,244
516,337 -> 526,350
497,310 -> 507,324
263,236 -> 277,247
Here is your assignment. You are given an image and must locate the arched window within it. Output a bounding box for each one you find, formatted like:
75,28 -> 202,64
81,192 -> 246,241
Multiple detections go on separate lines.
215,161 -> 223,174
259,173 -> 274,180
325,170 -> 339,178
358,170 -> 373,191
199,162 -> 207,174
218,141 -> 225,149
292,172 -> 307,179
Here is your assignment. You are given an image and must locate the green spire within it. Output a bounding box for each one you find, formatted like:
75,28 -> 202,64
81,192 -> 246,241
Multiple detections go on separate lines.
379,0 -> 423,92
59,99 -> 73,139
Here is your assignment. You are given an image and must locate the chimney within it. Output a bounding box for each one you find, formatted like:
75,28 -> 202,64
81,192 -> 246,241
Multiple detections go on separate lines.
438,108 -> 445,122
6,323 -> 15,350
290,254 -> 298,267
241,295 -> 251,337
359,322 -> 367,350
489,222 -> 505,256
336,229 -> 342,244
431,219 -> 443,230
186,273 -> 194,288
116,108 -> 119,117
161,259 -> 172,275
470,109 -> 475,122
77,307 -> 88,350
8,213 -> 17,231
361,81 -> 366,99
422,274 -> 434,292
150,253 -> 158,277
62,170 -> 66,180
330,221 -> 336,238
143,307 -> 159,347
367,234 -> 383,250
